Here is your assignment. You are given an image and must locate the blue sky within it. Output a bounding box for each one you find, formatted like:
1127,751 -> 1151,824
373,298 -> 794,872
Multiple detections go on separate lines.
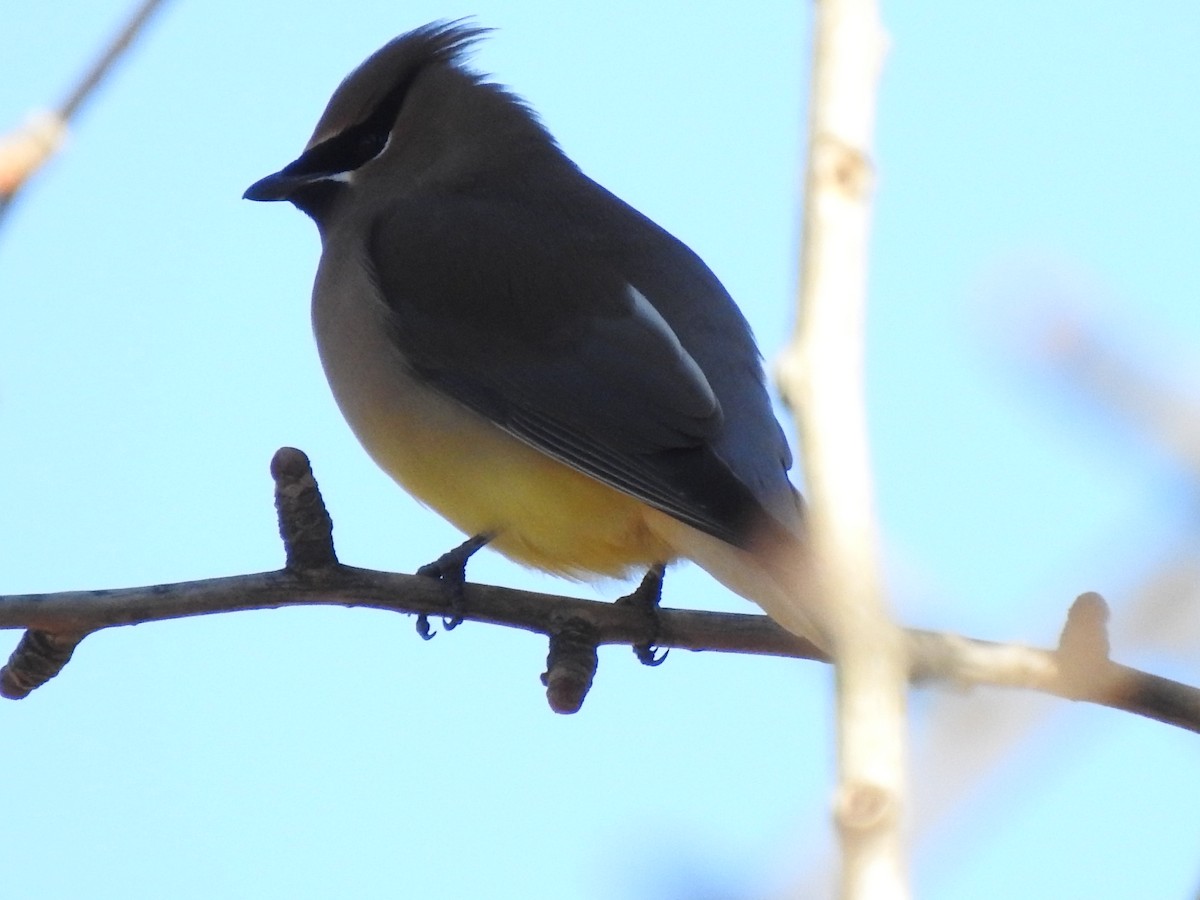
2,2 -> 1198,898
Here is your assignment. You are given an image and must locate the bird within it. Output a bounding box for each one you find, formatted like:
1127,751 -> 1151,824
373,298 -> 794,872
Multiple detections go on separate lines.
244,20 -> 829,650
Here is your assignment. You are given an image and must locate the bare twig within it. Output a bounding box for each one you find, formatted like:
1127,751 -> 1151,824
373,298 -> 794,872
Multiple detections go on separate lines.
776,0 -> 904,896
0,0 -> 169,219
0,629 -> 85,699
542,618 -> 600,714
0,114 -> 67,199
0,567 -> 1195,730
272,445 -> 339,571
1,448 -> 1197,735
0,567 -> 820,658
58,0 -> 171,123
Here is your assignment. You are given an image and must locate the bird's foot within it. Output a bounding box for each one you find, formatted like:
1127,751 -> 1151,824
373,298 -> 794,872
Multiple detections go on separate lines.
616,564 -> 668,666
415,533 -> 491,639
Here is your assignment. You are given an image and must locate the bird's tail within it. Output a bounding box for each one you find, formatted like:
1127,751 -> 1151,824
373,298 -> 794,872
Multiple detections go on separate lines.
645,510 -> 832,653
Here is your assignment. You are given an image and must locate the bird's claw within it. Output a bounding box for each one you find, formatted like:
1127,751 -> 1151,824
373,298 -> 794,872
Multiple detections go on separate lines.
414,533 -> 490,637
616,564 -> 669,666
415,613 -> 435,641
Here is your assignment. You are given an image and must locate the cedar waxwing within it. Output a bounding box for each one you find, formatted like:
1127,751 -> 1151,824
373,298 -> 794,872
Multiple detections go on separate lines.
244,21 -> 827,648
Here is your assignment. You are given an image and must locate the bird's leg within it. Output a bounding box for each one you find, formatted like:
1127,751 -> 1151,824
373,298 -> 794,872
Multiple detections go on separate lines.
415,533 -> 491,638
615,563 -> 668,666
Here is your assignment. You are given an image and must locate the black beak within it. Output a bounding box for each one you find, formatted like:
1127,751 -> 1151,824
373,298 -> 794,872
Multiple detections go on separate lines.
243,168 -> 304,202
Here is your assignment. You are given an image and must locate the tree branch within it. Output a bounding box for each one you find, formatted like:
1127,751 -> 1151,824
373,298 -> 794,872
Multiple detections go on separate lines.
0,0 -> 169,220
776,1 -> 904,896
0,449 -> 1196,735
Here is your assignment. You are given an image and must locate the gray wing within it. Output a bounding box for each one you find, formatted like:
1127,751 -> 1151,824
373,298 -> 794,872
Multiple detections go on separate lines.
367,193 -> 796,546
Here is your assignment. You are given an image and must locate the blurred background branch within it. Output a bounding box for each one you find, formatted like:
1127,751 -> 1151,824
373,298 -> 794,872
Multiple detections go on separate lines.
0,0 -> 168,224
777,0 -> 906,896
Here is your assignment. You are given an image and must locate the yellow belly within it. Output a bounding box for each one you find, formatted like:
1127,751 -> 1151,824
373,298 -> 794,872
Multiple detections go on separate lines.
358,404 -> 675,577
